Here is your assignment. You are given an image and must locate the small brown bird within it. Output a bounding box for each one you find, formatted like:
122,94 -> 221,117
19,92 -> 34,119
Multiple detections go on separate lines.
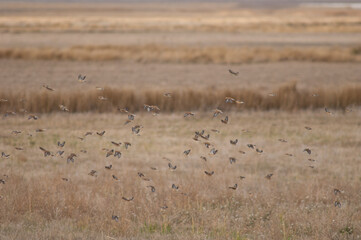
204,142 -> 211,148
147,185 -> 156,192
62,178 -> 69,181
43,85 -> 54,91
0,179 -> 6,184
15,147 -> 24,151
211,129 -> 220,133
210,148 -> 218,155
78,74 -> 86,83
1,152 -> 10,158
278,139 -> 287,143
57,141 -> 65,148
239,176 -> 246,180
172,184 -> 179,190
200,156 -> 207,161
128,114 -> 135,121
168,163 -> 177,170
67,153 -> 77,163
112,175 -> 119,180
84,131 -> 93,137
114,151 -> 121,158
28,115 -> 38,120
96,131 -> 105,136
112,215 -> 120,222
247,144 -> 255,149
204,171 -> 214,176
239,150 -> 246,154
285,153 -> 294,157
183,149 -> 191,156
305,126 -> 312,130
36,129 -> 46,132
105,164 -> 112,170
228,69 -> 239,76
184,112 -> 195,118
88,170 -> 97,177
213,109 -> 223,118
230,139 -> 238,145
80,149 -> 87,153
308,158 -> 316,162
12,130 -> 22,135
164,92 -> 172,98
229,157 -> 236,164
56,150 -> 64,156
106,149 -> 114,157
150,167 -> 157,170
256,148 -> 263,154
265,173 -> 274,180
111,141 -> 121,147
138,172 -> 145,178
221,116 -> 228,124
122,196 -> 134,201
334,189 -> 341,195
132,125 -> 142,135
325,107 -> 333,115
229,184 -> 238,190
334,201 -> 341,208
39,147 -> 51,157
59,104 -> 69,112
303,148 -> 311,155
124,142 -> 132,149
117,107 -> 129,113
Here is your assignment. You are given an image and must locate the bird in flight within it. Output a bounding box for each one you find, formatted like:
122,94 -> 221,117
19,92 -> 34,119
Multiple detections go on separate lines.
225,97 -> 244,104
213,109 -> 223,118
265,173 -> 273,180
204,171 -> 214,176
221,116 -> 228,124
229,69 -> 239,76
59,105 -> 69,112
43,85 -> 55,91
78,74 -> 86,83
39,147 -> 51,157
184,112 -> 195,118
229,184 -> 238,190
122,196 -> 134,201
164,93 -> 172,98
230,139 -> 238,145
303,148 -> 311,155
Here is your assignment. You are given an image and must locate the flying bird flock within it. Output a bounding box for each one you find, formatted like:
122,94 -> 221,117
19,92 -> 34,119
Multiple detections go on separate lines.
0,70 -> 350,225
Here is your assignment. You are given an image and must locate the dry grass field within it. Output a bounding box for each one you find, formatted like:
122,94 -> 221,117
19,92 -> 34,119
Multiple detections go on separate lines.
0,2 -> 361,240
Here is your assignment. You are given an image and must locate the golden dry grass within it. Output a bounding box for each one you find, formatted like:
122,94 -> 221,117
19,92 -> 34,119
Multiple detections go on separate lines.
1,45 -> 361,63
0,111 -> 360,239
0,82 -> 360,114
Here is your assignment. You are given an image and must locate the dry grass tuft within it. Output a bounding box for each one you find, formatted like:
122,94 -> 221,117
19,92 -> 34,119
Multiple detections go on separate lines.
1,45 -> 361,63
0,83 -> 360,114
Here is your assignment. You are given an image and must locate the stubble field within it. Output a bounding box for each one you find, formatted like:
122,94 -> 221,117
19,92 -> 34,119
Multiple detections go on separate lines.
0,2 -> 361,240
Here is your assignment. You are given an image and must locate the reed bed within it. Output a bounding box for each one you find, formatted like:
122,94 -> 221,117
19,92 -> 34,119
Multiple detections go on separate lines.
1,83 -> 360,114
1,45 -> 361,64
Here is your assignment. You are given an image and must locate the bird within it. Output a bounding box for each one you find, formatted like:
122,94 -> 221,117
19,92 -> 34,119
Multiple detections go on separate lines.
36,129 -> 46,132
334,189 -> 341,195
111,141 -> 121,147
225,97 -> 244,104
137,172 -> 145,178
172,184 -> 179,190
213,109 -> 223,118
164,93 -> 172,97
59,105 -> 69,112
112,175 -> 119,180
67,153 -> 77,163
132,125 -> 142,135
204,142 -> 211,148
184,112 -> 195,118
221,116 -> 228,124
117,107 -> 129,113
28,115 -> 38,120
84,132 -> 93,137
112,215 -> 120,222
56,150 -> 64,156
128,114 -> 136,121
168,163 -> 177,170
210,148 -> 218,155
78,74 -> 86,83
230,139 -> 238,145
239,176 -> 246,180
43,85 -> 54,91
204,171 -> 214,176
256,148 -> 263,153
0,179 -> 6,184
12,130 -> 22,135
239,150 -> 246,154
200,156 -> 207,161
105,164 -> 112,170
96,131 -> 105,136
334,201 -> 341,208
305,126 -> 312,130
124,142 -> 132,149
247,144 -> 255,149
183,149 -> 191,156
1,152 -> 10,158
229,157 -> 236,164
278,139 -> 287,143
229,184 -> 237,190
211,129 -> 220,133
88,170 -> 97,177
57,141 -> 65,148
325,108 -> 333,115
15,147 -> 24,151
122,196 -> 134,201
147,186 -> 156,192
62,178 -> 69,181
39,147 -> 51,157
106,149 -> 114,157
285,153 -> 293,157
265,173 -> 273,180
308,158 -> 316,162
228,69 -> 239,76
114,151 -> 121,158
303,148 -> 311,155
98,96 -> 108,101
